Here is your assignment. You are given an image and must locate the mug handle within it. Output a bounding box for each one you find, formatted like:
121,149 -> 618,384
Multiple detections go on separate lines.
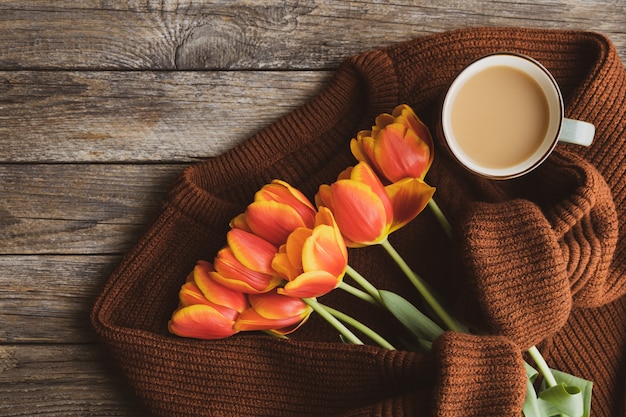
558,118 -> 595,146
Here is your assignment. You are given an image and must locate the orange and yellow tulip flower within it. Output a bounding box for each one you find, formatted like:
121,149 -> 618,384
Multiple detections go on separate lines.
272,207 -> 348,298
234,289 -> 312,335
350,104 -> 434,182
316,162 -> 434,247
168,261 -> 248,340
211,229 -> 283,294
230,180 -> 317,246
169,304 -> 239,340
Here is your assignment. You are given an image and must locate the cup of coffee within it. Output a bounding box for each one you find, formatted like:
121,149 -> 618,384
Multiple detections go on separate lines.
436,52 -> 594,179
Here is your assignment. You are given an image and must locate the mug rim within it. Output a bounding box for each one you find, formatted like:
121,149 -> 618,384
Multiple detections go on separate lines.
440,52 -> 564,180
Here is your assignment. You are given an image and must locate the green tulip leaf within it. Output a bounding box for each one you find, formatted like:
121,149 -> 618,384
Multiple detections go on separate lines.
525,361 -> 539,382
538,383 -> 582,416
379,290 -> 444,344
522,378 -> 543,417
538,369 -> 593,417
522,366 -> 593,417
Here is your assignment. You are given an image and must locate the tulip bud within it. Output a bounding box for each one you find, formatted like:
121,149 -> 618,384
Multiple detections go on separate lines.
316,162 -> 434,247
351,104 -> 434,182
168,261 -> 248,340
234,290 -> 312,335
231,180 -> 317,246
316,162 -> 393,247
272,208 -> 348,298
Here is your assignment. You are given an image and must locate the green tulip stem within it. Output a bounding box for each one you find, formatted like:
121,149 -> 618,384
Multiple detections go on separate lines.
527,345 -> 558,388
428,198 -> 452,239
322,304 -> 396,350
302,298 -> 364,345
380,239 -> 460,332
345,265 -> 384,304
339,281 -> 379,306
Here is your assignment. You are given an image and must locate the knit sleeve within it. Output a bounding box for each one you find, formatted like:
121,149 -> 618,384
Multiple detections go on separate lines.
451,150 -> 619,349
432,332 -> 527,417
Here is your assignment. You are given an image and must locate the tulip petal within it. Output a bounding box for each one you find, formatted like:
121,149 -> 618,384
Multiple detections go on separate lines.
271,251 -> 300,281
227,229 -> 277,275
213,247 -> 281,294
210,269 -> 280,295
386,178 -> 436,233
302,224 -> 347,277
375,123 -> 431,182
265,319 -> 310,336
349,162 -> 394,222
350,132 -> 376,167
178,280 -> 240,321
249,291 -> 310,320
232,308 -> 278,331
278,270 -> 342,298
352,128 -> 392,178
284,227 -> 312,272
329,179 -> 389,246
395,105 -> 435,171
394,105 -> 434,150
374,112 -> 396,129
234,308 -> 307,333
229,213 -> 251,232
178,281 -> 212,307
315,184 -> 333,209
314,207 -> 348,269
336,166 -> 354,181
234,295 -> 311,332
193,260 -> 248,312
352,105 -> 435,183
255,180 -> 316,228
245,200 -> 308,246
314,205 -> 334,227
168,304 -> 237,340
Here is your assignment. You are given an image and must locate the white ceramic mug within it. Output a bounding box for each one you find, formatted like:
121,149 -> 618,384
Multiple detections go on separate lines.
437,53 -> 594,179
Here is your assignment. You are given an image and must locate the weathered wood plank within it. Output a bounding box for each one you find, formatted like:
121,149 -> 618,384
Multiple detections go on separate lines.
0,255 -> 120,343
1,2 -> 624,416
0,0 -> 623,70
0,70 -> 331,163
0,344 -> 147,416
0,164 -> 183,254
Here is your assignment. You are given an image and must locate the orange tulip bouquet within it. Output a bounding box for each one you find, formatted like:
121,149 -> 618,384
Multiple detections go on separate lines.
168,105 -> 592,417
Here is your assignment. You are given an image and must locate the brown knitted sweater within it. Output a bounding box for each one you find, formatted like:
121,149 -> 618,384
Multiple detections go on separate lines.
92,27 -> 626,416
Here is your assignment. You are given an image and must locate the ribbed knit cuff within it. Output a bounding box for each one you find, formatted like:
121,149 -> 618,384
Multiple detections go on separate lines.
454,149 -> 619,349
432,332 -> 526,417
539,151 -> 620,307
459,199 -> 572,350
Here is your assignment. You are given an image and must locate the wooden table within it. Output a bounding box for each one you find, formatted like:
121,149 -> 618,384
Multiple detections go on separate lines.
0,1 -> 624,415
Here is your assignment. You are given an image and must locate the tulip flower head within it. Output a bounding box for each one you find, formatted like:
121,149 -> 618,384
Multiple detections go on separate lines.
316,162 -> 392,247
234,289 -> 312,335
350,104 -> 434,182
316,162 -> 434,247
168,261 -> 248,340
230,180 -> 317,246
272,207 -> 348,298
210,229 -> 283,294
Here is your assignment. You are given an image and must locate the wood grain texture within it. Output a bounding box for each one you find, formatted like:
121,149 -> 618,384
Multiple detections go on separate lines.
0,344 -> 147,416
0,70 -> 331,162
0,0 -> 623,70
0,255 -> 120,343
1,1 -> 624,415
0,164 -> 182,253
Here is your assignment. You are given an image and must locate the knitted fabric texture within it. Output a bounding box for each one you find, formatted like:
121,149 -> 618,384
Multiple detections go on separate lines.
92,27 -> 626,416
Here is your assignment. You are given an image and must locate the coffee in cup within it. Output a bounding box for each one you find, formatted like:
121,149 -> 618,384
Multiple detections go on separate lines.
437,53 -> 594,179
